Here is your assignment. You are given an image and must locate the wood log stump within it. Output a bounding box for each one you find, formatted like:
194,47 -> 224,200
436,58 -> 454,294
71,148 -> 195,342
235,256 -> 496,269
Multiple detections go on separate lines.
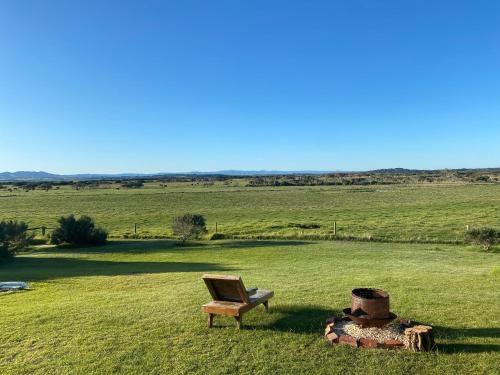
404,325 -> 435,352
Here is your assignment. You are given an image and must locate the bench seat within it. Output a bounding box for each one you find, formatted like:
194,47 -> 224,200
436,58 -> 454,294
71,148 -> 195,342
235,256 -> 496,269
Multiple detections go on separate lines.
202,290 -> 274,316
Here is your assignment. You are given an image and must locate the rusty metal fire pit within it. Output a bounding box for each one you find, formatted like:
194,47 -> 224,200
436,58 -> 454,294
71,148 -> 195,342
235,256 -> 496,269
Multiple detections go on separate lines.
326,288 -> 436,351
343,288 -> 397,328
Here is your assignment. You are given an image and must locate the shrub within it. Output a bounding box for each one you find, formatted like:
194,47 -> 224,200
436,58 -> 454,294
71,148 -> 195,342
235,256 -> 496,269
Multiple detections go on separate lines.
51,215 -> 108,246
209,232 -> 226,240
475,175 -> 490,182
121,180 -> 144,188
287,222 -> 321,229
172,213 -> 207,242
465,227 -> 500,249
0,220 -> 30,261
38,183 -> 53,190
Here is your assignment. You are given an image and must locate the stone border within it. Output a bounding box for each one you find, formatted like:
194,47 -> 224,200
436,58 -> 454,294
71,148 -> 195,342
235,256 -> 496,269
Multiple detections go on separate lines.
324,317 -> 432,351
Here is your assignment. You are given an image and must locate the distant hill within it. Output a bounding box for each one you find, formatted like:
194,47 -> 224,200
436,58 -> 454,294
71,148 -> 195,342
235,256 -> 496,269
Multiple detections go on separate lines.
1,168 -> 498,182
367,168 -> 500,174
0,170 -> 333,181
189,170 -> 333,176
0,171 -> 63,181
368,168 -> 422,174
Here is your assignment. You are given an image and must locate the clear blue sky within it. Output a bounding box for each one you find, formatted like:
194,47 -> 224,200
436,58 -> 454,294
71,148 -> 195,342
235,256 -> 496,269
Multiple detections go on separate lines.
1,1 -> 499,173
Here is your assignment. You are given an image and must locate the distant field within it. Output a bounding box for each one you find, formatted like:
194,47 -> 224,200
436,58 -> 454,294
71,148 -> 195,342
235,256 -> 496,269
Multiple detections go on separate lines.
0,240 -> 498,374
1,183 -> 499,243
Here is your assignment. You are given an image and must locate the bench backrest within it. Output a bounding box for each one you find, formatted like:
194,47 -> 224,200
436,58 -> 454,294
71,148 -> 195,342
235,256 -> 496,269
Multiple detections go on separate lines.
202,274 -> 250,304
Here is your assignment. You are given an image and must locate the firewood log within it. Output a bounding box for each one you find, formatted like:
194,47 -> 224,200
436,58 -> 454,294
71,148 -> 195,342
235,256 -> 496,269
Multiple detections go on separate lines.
404,325 -> 435,352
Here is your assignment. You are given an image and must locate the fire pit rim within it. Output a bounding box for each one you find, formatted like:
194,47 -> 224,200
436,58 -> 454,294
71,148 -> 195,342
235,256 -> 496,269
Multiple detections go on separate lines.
352,287 -> 389,299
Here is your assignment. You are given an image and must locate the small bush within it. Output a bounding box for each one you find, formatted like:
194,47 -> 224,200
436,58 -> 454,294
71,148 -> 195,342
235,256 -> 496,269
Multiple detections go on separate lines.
475,175 -> 490,182
172,213 -> 207,242
209,232 -> 226,240
51,215 -> 108,246
465,227 -> 500,249
0,220 -> 30,261
121,180 -> 144,188
287,222 -> 321,229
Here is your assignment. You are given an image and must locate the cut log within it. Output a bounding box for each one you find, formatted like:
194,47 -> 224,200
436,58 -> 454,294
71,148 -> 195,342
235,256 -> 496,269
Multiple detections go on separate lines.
325,332 -> 339,344
324,323 -> 335,335
404,325 -> 435,352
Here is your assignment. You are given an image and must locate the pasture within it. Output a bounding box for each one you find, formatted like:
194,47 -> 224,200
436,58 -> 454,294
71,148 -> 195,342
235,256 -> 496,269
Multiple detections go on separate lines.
1,182 -> 499,243
0,240 -> 499,374
1,182 -> 499,374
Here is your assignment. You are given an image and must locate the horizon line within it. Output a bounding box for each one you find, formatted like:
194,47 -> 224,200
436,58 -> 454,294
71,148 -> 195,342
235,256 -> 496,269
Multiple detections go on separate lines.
2,166 -> 500,176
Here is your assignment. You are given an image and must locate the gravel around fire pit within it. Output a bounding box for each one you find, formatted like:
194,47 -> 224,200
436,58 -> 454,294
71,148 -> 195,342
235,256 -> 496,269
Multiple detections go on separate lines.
335,320 -> 405,343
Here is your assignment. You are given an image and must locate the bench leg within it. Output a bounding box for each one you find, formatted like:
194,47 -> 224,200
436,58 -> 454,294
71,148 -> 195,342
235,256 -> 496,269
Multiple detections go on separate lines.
208,313 -> 214,328
234,315 -> 242,329
263,301 -> 269,312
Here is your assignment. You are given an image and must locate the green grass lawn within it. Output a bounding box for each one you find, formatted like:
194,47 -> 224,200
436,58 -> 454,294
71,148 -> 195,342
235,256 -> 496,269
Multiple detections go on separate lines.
1,183 -> 499,242
1,240 -> 498,374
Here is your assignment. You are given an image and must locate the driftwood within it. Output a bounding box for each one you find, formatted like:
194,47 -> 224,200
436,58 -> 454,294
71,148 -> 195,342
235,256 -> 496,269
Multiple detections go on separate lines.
404,325 -> 435,352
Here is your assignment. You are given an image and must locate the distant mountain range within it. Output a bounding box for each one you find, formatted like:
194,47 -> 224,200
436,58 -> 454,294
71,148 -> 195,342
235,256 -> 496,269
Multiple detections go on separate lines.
0,170 -> 334,181
1,168 -> 498,181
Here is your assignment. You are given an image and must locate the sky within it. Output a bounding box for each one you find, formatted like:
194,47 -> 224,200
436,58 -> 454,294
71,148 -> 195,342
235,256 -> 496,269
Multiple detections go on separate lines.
1,1 -> 499,174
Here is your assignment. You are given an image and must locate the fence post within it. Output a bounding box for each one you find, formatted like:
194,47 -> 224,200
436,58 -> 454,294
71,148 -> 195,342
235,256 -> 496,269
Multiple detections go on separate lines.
215,222 -> 218,233
466,225 -> 470,232
41,226 -> 46,236
134,223 -> 137,234
333,221 -> 337,236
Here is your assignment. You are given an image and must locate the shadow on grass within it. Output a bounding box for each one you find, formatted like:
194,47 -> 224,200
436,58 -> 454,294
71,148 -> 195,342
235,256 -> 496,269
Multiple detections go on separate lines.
438,343 -> 500,353
26,239 -> 313,255
256,304 -> 340,334
436,326 -> 500,353
0,256 -> 233,282
208,240 -> 313,249
32,240 -> 179,254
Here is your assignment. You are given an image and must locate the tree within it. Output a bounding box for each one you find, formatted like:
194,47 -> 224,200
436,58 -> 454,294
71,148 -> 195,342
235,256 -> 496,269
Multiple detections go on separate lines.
465,227 -> 500,250
121,180 -> 144,188
0,220 -> 30,261
51,215 -> 108,246
172,214 -> 207,242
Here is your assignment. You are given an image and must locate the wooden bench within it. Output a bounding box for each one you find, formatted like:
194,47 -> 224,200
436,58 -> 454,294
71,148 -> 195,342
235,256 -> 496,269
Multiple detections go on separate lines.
201,274 -> 274,329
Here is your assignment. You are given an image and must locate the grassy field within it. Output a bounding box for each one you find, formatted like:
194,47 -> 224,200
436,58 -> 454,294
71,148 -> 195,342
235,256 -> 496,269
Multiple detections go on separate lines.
1,183 -> 499,243
0,240 -> 498,374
